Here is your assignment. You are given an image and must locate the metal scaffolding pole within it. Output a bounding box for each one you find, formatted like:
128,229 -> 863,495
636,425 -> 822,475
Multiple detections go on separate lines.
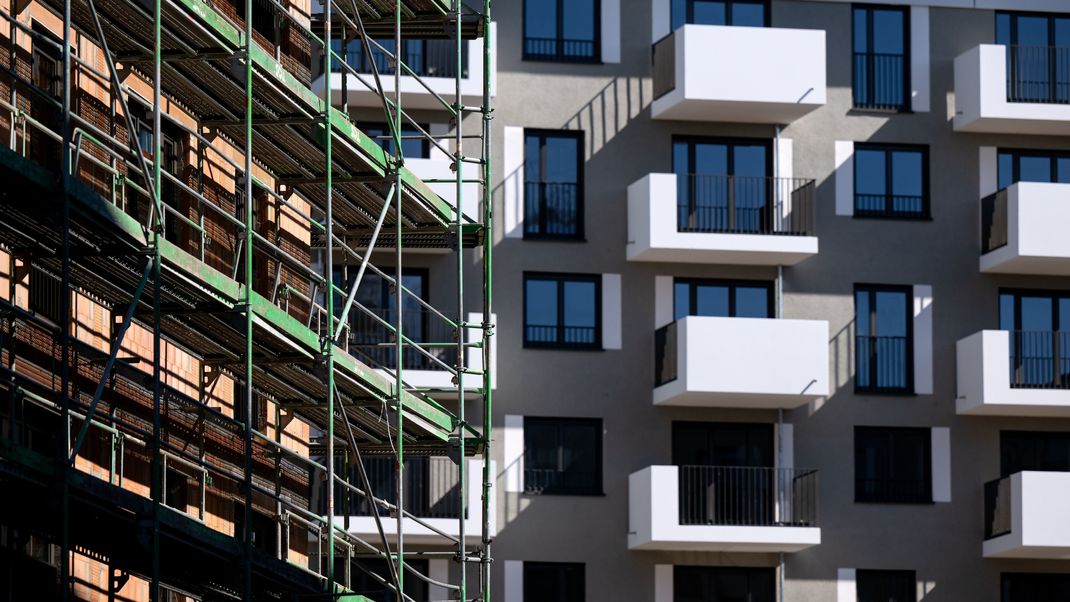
242,0 -> 256,594
322,0 -> 337,593
481,2 -> 495,599
150,0 -> 164,596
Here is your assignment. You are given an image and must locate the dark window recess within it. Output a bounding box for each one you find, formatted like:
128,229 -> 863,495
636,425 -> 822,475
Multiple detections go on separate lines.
523,0 -> 599,63
352,559 -> 429,601
669,0 -> 768,30
1002,572 -> 1070,602
233,0 -> 277,42
853,5 -> 909,111
673,566 -> 776,602
855,426 -> 932,504
673,278 -> 773,320
999,290 -> 1070,389
857,569 -> 916,602
348,457 -> 462,519
164,467 -> 191,512
523,273 -> 600,349
332,38 -> 468,78
233,389 -> 269,432
359,122 -> 431,159
233,504 -> 277,555
1000,430 -> 1070,477
524,129 -> 584,239
524,562 -> 585,601
28,265 -> 63,324
855,285 -> 913,393
853,145 -> 928,219
996,12 -> 1070,104
524,417 -> 602,495
30,24 -> 63,170
997,149 -> 1070,191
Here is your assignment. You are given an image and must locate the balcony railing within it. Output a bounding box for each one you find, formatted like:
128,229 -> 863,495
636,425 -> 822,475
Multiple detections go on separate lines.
524,181 -> 581,238
350,457 -> 463,519
524,324 -> 598,349
984,476 -> 1012,540
522,37 -> 598,63
855,335 -> 911,393
677,466 -> 818,527
854,193 -> 927,219
853,52 -> 906,111
1008,330 -> 1070,390
347,306 -> 458,372
652,32 -> 675,99
675,175 -> 816,236
1006,45 -> 1070,104
331,39 -> 468,78
523,467 -> 600,495
654,321 -> 678,387
981,189 -> 1009,254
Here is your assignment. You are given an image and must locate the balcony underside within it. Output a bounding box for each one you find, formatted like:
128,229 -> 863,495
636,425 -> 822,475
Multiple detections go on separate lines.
984,538 -> 1070,560
628,234 -> 818,266
980,251 -> 1070,277
651,97 -> 821,125
653,386 -> 820,409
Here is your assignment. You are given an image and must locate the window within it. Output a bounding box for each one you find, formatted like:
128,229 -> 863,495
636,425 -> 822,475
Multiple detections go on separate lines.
523,0 -> 599,63
524,130 -> 584,239
342,268 -> 443,370
855,426 -> 931,504
853,5 -> 909,111
335,38 -> 466,78
523,273 -> 600,349
524,562 -> 584,601
857,570 -> 916,602
997,149 -> 1070,191
853,145 -> 928,219
360,123 -> 431,159
999,290 -> 1070,389
674,566 -> 775,602
673,279 -> 772,320
1002,573 -> 1070,602
672,137 -> 771,233
670,0 -> 768,31
1001,431 -> 1070,477
996,12 -> 1070,104
524,417 -> 602,495
855,285 -> 913,393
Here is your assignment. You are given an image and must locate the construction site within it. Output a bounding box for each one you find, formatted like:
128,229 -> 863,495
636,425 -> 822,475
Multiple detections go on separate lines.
0,0 -> 494,597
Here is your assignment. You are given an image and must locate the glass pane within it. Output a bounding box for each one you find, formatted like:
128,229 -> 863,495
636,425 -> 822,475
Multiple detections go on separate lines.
672,141 -> 689,175
563,280 -> 597,345
1017,16 -> 1050,47
872,9 -> 904,55
853,8 -> 867,53
693,143 -> 729,175
1061,298 -> 1070,332
1019,155 -> 1053,183
891,150 -> 923,215
1021,296 -> 1054,331
691,1 -> 726,26
1057,158 -> 1070,184
561,0 -> 596,42
1000,293 -> 1015,331
855,149 -> 886,213
731,3 -> 765,27
524,423 -> 558,471
525,279 -> 558,340
694,284 -> 729,317
735,286 -> 769,318
543,136 -> 579,184
734,145 -> 767,231
998,152 -> 1014,190
995,13 -> 1010,47
524,0 -> 557,39
671,0 -> 686,31
856,291 -> 871,337
875,291 -> 907,337
674,282 -> 690,320
524,135 -> 542,180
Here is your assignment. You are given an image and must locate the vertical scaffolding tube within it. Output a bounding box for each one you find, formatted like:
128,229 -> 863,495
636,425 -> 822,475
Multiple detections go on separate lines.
59,0 -> 73,594
242,0 -> 255,595
393,0 -> 405,595
150,0 -> 163,597
323,0 -> 337,592
452,2 -> 466,600
480,1 -> 494,599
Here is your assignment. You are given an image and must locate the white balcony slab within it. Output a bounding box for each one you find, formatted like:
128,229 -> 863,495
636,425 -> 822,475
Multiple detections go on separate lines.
956,330 -> 1070,417
628,466 -> 820,553
984,471 -> 1070,559
627,174 -> 818,266
651,24 -> 825,124
980,182 -> 1070,276
654,316 -> 829,408
954,45 -> 1070,135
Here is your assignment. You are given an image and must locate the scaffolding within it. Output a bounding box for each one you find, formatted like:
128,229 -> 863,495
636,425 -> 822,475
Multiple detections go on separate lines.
0,0 -> 493,597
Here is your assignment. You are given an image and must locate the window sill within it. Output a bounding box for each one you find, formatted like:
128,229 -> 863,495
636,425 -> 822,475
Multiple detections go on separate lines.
521,55 -> 603,66
523,343 -> 604,352
855,387 -> 918,397
522,235 -> 588,243
854,498 -> 934,505
848,106 -> 913,116
851,212 -> 932,222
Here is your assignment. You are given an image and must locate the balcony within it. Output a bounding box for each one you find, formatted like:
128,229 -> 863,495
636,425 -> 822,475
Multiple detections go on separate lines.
320,25 -> 496,112
340,457 -> 495,545
651,25 -> 825,123
957,330 -> 1070,417
626,173 -> 818,265
954,45 -> 1070,135
628,465 -> 820,552
979,183 -> 1070,276
984,471 -> 1070,559
653,316 -> 829,408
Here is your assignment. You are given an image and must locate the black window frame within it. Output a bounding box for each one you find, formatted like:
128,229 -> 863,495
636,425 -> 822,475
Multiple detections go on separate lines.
996,147 -> 1070,190
522,272 -> 602,350
522,0 -> 602,64
853,143 -> 930,220
852,4 -> 911,112
670,0 -> 771,31
673,565 -> 776,602
672,277 -> 774,320
854,426 -> 932,504
523,562 -> 585,602
523,129 -> 585,240
523,417 -> 603,496
856,569 -> 917,602
854,284 -> 915,395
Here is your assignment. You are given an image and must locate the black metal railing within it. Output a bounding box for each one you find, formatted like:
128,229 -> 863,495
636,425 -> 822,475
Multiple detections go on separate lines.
331,39 -> 468,78
1008,330 -> 1070,389
351,457 -> 463,519
1006,45 -> 1070,104
524,181 -> 581,238
524,324 -> 598,349
981,189 -> 1009,254
855,335 -> 911,393
984,476 -> 1012,540
523,37 -> 598,63
523,467 -> 600,495
853,52 -> 907,111
652,33 -> 676,99
854,193 -> 927,219
855,477 -> 932,504
347,306 -> 458,372
654,321 -> 678,387
677,466 -> 818,527
675,175 -> 816,236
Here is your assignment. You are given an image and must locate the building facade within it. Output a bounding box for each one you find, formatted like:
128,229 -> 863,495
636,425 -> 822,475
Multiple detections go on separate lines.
487,0 -> 1070,601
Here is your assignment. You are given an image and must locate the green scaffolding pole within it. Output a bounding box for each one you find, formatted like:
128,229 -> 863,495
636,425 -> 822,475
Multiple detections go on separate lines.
242,0 -> 256,594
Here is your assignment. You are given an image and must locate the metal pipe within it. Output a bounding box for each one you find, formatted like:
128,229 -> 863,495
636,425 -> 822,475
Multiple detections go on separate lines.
242,0 -> 255,593
323,0 -> 337,591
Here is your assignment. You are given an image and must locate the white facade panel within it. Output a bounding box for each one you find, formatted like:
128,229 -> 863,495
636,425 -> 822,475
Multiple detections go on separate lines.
503,126 -> 525,239
835,141 -> 854,217
913,285 -> 934,395
909,7 -> 930,113
602,273 -> 622,350
503,415 -> 524,492
932,427 -> 951,503
601,0 -> 621,63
